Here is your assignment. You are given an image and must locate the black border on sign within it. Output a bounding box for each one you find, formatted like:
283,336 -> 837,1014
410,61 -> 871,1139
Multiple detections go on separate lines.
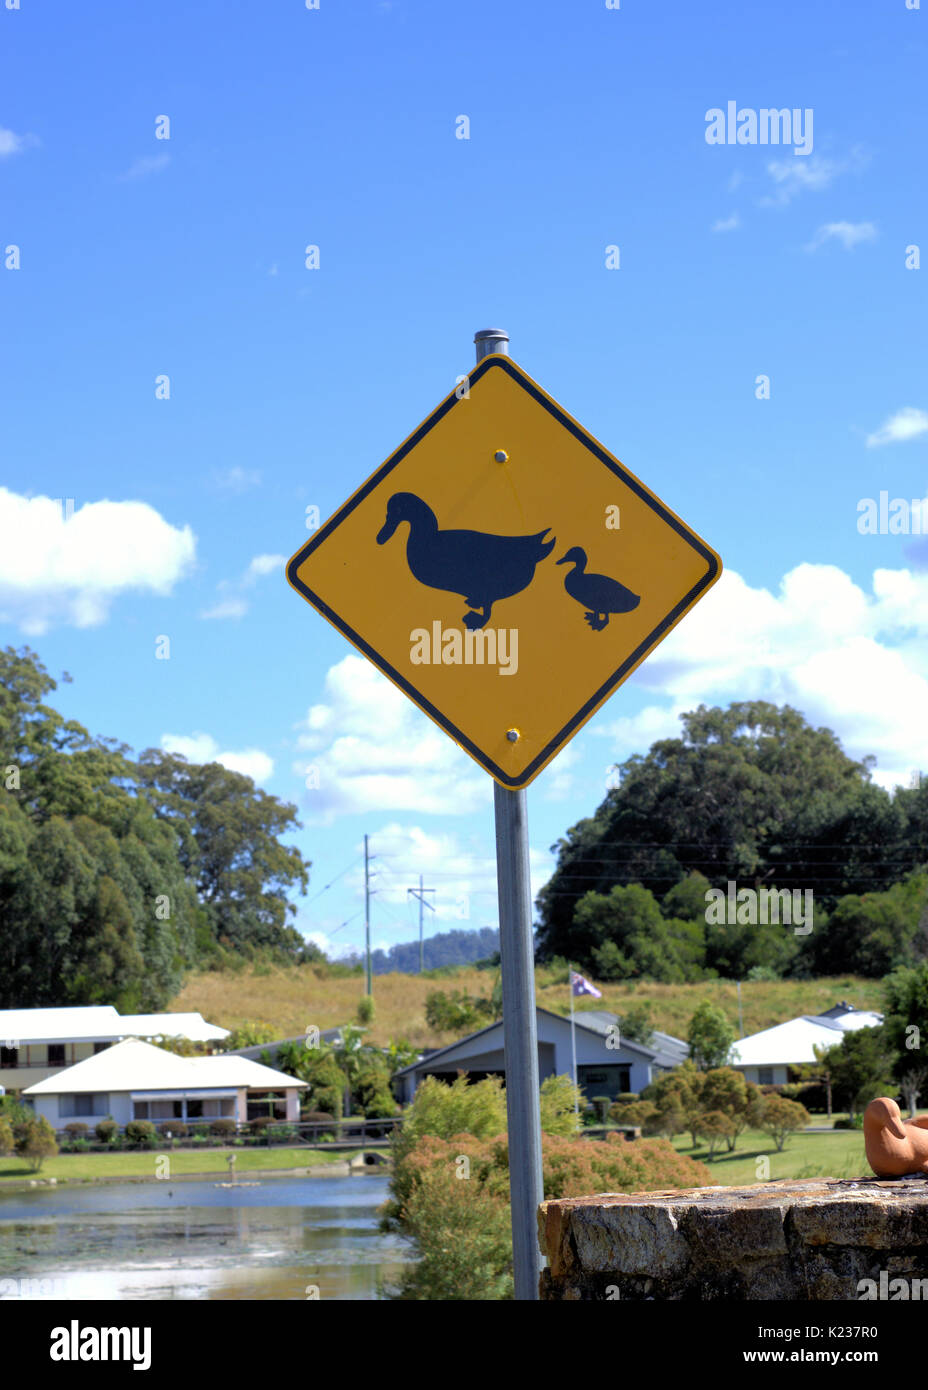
286,355 -> 721,789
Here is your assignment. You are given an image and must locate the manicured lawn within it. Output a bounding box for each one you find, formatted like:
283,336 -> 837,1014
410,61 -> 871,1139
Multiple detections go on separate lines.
0,1145 -> 361,1183
670,1125 -> 867,1186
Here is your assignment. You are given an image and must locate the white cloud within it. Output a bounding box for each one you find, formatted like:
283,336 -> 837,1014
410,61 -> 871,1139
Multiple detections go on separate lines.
298,823 -> 553,941
866,407 -> 928,448
596,563 -> 928,792
0,127 -> 39,158
805,221 -> 877,252
295,655 -> 488,823
119,153 -> 170,180
199,552 -> 284,619
211,467 -> 262,493
160,731 -> 274,783
245,554 -> 284,582
0,488 -> 195,634
761,155 -> 840,204
200,597 -> 249,621
712,213 -> 741,233
759,149 -> 867,207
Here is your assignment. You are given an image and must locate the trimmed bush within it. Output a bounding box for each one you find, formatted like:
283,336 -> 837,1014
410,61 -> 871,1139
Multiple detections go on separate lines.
64,1122 -> 89,1139
126,1120 -> 156,1147
249,1116 -> 275,1135
834,1115 -> 865,1130
209,1118 -> 237,1137
95,1118 -> 118,1144
15,1116 -> 59,1172
158,1120 -> 188,1138
65,1138 -> 91,1153
302,1111 -> 335,1124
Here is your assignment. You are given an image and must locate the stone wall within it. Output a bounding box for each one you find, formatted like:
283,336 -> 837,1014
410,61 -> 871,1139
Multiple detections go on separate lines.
538,1177 -> 928,1300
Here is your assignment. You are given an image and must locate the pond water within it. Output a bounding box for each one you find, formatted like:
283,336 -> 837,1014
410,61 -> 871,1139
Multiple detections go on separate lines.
0,1174 -> 412,1300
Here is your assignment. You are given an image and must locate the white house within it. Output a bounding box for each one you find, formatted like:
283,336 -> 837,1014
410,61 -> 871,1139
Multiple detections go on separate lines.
23,1037 -> 305,1130
392,1007 -> 688,1105
730,1001 -> 883,1085
0,1006 -> 230,1091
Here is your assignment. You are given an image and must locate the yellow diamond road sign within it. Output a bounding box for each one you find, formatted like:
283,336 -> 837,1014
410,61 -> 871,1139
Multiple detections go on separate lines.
287,354 -> 721,789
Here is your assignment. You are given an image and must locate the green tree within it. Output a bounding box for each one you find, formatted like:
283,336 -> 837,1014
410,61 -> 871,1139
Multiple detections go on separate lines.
700,1066 -> 763,1152
813,874 -> 928,978
882,964 -> 928,1115
692,1108 -> 735,1158
575,883 -> 705,983
536,701 -> 909,972
618,1003 -> 655,1047
0,1118 -> 13,1156
758,1095 -> 810,1151
135,749 -> 311,959
14,1115 -> 59,1172
0,647 -> 198,1009
539,1075 -> 583,1135
821,1027 -> 898,1122
687,1002 -> 736,1071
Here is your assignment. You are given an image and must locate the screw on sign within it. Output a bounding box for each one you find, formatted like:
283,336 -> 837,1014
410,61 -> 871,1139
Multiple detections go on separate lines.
286,329 -> 721,1299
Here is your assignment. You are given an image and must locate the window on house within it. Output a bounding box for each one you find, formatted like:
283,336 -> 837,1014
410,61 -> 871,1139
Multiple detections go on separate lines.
93,1042 -> 109,1055
0,1047 -> 18,1069
757,1067 -> 775,1085
186,1100 -> 203,1118
47,1044 -> 66,1067
60,1093 -> 109,1117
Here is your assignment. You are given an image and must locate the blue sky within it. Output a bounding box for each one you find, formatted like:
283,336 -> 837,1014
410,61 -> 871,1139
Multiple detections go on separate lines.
2,0 -> 927,965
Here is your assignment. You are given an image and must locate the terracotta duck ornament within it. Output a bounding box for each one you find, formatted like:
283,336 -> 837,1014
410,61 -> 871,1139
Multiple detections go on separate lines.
376,492 -> 556,630
556,547 -> 640,631
864,1097 -> 928,1177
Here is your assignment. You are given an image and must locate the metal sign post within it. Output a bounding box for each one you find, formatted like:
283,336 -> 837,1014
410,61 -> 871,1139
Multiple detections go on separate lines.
476,328 -> 545,1302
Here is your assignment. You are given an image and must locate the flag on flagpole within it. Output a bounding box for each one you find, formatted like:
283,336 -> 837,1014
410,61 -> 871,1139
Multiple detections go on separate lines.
571,971 -> 602,999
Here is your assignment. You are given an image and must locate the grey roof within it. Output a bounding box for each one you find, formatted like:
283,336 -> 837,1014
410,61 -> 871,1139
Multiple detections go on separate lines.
393,1007 -> 688,1077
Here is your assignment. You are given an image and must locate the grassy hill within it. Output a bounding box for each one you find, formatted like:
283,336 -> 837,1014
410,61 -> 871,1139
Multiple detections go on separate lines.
170,963 -> 885,1050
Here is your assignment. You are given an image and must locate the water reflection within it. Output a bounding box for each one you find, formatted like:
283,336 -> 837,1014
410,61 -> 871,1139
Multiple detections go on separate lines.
0,1175 -> 411,1300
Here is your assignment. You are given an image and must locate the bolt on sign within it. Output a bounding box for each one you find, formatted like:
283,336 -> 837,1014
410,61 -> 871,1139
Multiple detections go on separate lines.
287,353 -> 722,787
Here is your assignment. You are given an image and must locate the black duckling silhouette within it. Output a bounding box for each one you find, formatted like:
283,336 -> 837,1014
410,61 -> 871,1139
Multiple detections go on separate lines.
557,547 -> 640,631
377,492 -> 556,630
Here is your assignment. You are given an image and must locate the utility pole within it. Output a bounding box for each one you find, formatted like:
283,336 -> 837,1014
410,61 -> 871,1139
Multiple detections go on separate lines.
364,834 -> 372,996
476,327 -> 545,1302
407,875 -> 436,972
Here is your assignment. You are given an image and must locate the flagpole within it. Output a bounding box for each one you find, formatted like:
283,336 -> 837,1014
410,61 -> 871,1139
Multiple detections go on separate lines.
569,965 -> 579,1115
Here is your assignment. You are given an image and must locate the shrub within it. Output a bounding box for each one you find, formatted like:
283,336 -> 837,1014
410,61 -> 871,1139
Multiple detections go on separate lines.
302,1111 -> 335,1124
758,1096 -> 811,1151
209,1118 -> 237,1137
691,1108 -> 736,1158
64,1123 -> 89,1139
356,995 -> 375,1026
0,1118 -> 13,1156
158,1120 -> 188,1138
125,1120 -> 156,1147
250,1116 -> 275,1135
834,1115 -> 865,1130
95,1118 -> 118,1144
65,1138 -> 91,1153
609,1100 -> 658,1131
15,1116 -> 59,1172
590,1096 -> 611,1123
539,1075 -> 583,1136
383,1130 -> 712,1300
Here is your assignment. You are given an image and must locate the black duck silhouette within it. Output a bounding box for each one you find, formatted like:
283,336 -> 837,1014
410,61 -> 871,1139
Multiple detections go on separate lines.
557,547 -> 640,631
376,492 -> 556,630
